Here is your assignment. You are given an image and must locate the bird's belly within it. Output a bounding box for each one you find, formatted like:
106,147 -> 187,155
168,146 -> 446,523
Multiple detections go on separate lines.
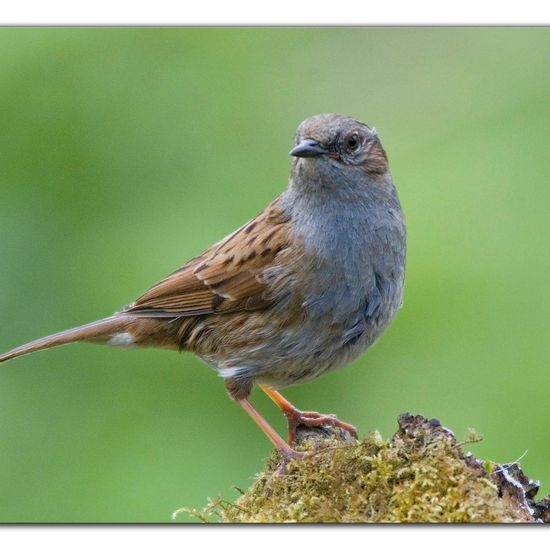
210,274 -> 401,389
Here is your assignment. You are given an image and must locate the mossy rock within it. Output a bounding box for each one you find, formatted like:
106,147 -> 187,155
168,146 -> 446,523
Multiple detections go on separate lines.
178,414 -> 549,523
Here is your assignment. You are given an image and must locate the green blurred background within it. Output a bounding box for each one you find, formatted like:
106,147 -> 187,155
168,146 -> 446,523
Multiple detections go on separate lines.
0,28 -> 549,522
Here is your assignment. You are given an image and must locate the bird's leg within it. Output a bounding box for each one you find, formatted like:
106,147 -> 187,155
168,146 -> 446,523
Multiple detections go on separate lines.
259,384 -> 358,444
235,397 -> 304,461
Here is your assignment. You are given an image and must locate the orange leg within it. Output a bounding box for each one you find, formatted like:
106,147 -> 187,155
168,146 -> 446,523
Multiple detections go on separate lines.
236,398 -> 304,460
259,384 -> 358,444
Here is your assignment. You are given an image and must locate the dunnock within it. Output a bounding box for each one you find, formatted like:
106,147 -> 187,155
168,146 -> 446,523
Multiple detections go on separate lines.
0,114 -> 406,459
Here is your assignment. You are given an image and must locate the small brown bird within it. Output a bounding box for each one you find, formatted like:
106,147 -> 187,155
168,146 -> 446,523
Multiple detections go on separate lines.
0,114 -> 406,460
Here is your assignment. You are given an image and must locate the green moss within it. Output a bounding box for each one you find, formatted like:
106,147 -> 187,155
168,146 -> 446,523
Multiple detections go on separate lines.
184,415 -> 535,523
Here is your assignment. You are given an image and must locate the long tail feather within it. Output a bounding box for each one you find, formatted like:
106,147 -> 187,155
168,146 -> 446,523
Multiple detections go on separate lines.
0,316 -> 128,364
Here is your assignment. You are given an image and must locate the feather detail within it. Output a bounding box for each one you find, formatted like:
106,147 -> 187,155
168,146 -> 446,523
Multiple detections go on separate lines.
0,316 -> 129,363
124,198 -> 291,317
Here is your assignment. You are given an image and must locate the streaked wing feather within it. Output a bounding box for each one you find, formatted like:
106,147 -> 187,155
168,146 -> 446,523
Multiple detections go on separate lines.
124,199 -> 290,317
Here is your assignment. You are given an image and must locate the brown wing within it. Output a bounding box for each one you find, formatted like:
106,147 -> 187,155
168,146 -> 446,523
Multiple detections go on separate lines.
123,198 -> 291,317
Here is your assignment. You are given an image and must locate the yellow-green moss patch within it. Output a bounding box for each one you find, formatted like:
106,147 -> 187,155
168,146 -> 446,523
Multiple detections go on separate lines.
179,414 -> 544,523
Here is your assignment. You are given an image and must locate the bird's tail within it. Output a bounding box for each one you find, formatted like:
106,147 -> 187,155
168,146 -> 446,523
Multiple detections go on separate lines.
0,316 -> 129,364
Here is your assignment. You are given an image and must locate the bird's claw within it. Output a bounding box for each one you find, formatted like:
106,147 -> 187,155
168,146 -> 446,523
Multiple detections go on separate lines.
285,409 -> 358,444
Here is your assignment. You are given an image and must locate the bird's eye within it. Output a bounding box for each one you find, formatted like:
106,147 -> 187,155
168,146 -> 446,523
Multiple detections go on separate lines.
345,133 -> 360,152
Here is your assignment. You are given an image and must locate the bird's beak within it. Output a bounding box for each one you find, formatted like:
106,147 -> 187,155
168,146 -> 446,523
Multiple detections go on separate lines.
289,139 -> 327,158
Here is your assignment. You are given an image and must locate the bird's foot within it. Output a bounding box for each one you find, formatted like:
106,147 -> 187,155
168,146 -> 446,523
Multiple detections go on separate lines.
285,409 -> 358,445
265,413 -> 356,493
264,446 -> 305,494
277,444 -> 305,462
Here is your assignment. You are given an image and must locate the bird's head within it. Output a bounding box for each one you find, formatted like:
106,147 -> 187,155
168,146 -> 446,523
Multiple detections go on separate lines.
290,114 -> 389,181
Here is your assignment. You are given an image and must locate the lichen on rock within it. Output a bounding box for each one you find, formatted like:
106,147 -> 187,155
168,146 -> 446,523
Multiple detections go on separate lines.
177,413 -> 549,523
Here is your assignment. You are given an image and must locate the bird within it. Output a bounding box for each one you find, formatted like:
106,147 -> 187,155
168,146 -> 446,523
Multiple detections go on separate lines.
0,114 -> 406,460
